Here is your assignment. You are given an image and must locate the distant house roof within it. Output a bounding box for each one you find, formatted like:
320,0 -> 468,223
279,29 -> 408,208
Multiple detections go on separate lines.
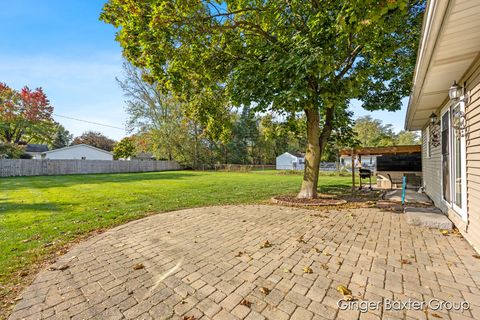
289,152 -> 305,158
25,144 -> 49,153
42,144 -> 112,155
277,152 -> 305,159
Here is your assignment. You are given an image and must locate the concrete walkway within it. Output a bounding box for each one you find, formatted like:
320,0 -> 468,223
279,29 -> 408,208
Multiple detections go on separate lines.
9,205 -> 480,320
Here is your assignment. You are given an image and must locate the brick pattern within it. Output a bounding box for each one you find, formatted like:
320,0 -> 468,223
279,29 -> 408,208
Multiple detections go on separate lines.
8,205 -> 480,319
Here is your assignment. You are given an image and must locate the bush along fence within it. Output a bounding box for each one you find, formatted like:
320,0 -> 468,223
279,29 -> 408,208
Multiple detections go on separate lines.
0,159 -> 182,177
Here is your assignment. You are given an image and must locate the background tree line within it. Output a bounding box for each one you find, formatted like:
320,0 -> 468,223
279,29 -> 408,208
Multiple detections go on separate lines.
1,75 -> 419,163
115,63 -> 419,168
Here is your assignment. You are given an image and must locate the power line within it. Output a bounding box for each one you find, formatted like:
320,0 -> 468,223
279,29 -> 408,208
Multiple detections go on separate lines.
53,114 -> 125,131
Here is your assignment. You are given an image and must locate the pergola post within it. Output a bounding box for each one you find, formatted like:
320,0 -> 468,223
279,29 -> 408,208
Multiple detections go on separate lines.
351,147 -> 355,192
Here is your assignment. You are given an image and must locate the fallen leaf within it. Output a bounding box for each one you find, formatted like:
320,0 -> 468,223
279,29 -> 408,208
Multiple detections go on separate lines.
235,251 -> 244,257
323,251 -> 331,256
337,285 -> 351,295
401,259 -> 412,265
183,316 -> 196,320
260,240 -> 272,249
259,287 -> 270,295
337,260 -> 343,266
283,268 -> 291,273
240,299 -> 252,307
336,285 -> 354,301
133,263 -> 145,270
440,230 -> 449,236
431,313 -> 442,318
19,271 -> 28,277
313,248 -> 321,253
48,265 -> 69,271
303,266 -> 313,274
297,235 -> 306,243
473,254 -> 480,259
451,228 -> 461,236
320,264 -> 329,270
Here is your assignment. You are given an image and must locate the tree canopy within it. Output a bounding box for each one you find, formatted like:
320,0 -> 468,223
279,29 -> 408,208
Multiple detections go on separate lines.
113,137 -> 137,159
0,82 -> 55,144
101,0 -> 424,198
353,115 -> 420,147
50,123 -> 73,149
72,131 -> 116,151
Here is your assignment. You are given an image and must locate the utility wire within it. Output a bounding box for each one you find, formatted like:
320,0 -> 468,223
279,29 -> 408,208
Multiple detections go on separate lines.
53,114 -> 125,131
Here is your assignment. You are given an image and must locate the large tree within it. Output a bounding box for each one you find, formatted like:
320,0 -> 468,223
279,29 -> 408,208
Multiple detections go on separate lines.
354,115 -> 397,147
101,0 -> 423,198
118,62 -> 231,167
0,82 -> 55,144
72,131 -> 116,151
50,123 -> 73,149
113,136 -> 137,159
396,130 -> 420,145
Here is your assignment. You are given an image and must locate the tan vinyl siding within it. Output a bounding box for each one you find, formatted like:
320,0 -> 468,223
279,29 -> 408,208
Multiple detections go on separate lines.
421,128 -> 447,212
465,66 -> 480,251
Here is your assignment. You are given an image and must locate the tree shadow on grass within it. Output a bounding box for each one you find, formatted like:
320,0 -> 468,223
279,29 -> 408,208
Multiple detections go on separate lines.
0,170 -> 203,191
318,183 -> 351,194
0,201 -> 68,216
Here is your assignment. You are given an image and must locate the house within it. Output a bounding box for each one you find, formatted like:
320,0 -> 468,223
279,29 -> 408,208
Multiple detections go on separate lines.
41,144 -> 113,160
339,154 -> 377,171
276,152 -> 305,170
24,144 -> 49,159
405,0 -> 480,250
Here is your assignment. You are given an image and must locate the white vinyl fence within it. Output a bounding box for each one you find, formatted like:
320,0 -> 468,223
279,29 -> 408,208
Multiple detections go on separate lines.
0,159 -> 182,177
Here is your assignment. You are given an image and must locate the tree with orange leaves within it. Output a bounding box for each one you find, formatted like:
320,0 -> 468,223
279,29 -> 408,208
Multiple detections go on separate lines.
0,82 -> 55,144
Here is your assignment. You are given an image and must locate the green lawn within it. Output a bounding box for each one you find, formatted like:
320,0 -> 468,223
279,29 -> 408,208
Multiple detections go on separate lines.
0,170 -> 350,287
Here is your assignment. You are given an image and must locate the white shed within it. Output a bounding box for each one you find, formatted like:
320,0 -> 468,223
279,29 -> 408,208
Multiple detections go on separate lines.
276,152 -> 305,170
41,144 -> 113,160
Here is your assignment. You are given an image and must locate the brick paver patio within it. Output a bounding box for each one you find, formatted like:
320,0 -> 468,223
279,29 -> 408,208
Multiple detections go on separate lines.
9,205 -> 480,319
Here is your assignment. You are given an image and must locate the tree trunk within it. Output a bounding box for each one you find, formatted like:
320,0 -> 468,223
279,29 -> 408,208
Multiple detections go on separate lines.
297,108 -> 321,199
318,106 -> 334,157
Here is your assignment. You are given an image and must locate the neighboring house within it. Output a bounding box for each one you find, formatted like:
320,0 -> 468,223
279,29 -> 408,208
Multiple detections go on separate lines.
405,0 -> 480,250
24,144 -> 49,159
41,144 -> 113,160
340,155 -> 377,170
276,152 -> 305,170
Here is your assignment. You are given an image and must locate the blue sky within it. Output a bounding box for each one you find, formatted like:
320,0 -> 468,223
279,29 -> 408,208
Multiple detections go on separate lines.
0,1 -> 410,141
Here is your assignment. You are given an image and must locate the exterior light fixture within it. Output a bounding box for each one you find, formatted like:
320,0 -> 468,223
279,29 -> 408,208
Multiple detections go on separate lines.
448,80 -> 462,101
429,112 -> 441,147
429,112 -> 438,125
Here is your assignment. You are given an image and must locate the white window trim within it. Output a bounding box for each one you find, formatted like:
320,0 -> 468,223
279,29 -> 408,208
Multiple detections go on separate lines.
425,126 -> 431,159
440,100 -> 467,221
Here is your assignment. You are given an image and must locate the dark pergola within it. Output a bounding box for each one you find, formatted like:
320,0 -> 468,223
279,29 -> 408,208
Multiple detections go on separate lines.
339,145 -> 422,190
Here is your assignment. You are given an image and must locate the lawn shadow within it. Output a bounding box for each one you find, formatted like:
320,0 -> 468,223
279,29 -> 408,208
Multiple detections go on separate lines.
0,201 -> 69,216
318,183 -> 351,194
0,170 -> 203,191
